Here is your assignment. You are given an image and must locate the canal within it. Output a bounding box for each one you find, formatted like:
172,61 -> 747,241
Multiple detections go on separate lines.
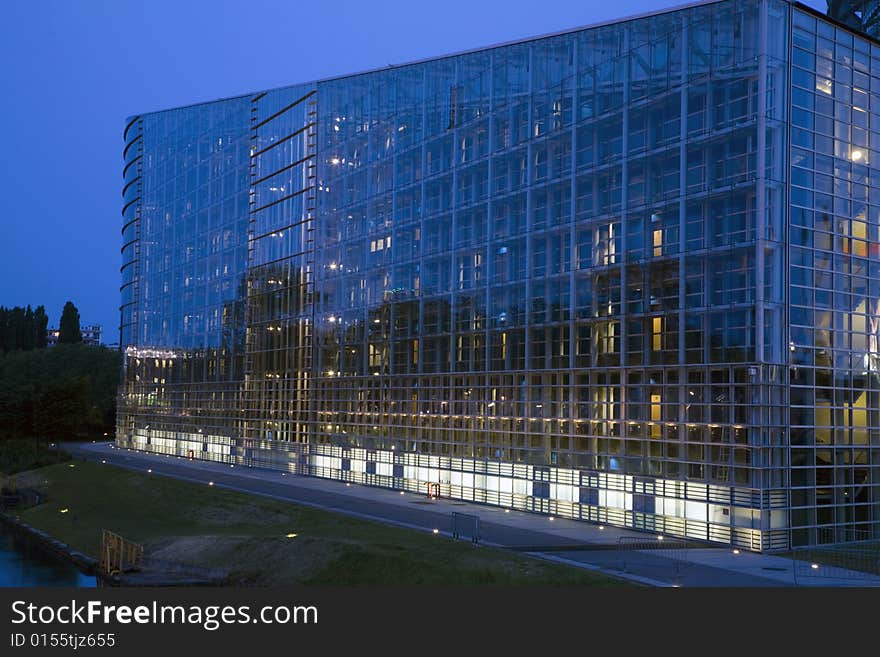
0,524 -> 96,587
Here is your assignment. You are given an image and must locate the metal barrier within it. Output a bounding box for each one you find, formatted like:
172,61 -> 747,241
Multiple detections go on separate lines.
451,512 -> 481,544
616,535 -> 691,577
1,474 -> 16,494
791,527 -> 880,586
792,546 -> 880,586
99,530 -> 144,576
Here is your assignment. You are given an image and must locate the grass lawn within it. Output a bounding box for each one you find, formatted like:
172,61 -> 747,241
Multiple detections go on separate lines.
14,461 -> 628,586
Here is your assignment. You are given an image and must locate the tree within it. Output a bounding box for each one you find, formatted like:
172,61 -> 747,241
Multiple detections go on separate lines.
0,307 -> 8,351
33,305 -> 48,348
0,305 -> 47,352
58,301 -> 82,343
8,307 -> 25,351
20,306 -> 35,351
33,378 -> 90,442
0,343 -> 121,442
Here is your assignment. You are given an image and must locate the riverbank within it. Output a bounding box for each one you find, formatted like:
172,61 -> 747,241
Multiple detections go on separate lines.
14,460 -> 626,586
0,521 -> 96,587
0,512 -> 223,587
0,511 -> 97,574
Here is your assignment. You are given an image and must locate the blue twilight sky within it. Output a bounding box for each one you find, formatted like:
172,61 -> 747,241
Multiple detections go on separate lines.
0,0 -> 825,343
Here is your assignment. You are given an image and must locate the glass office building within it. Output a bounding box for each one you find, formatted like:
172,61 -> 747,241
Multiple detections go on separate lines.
119,0 -> 880,550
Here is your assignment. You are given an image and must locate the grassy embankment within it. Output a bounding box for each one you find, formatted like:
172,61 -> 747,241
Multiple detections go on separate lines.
13,460 -> 628,586
0,439 -> 69,475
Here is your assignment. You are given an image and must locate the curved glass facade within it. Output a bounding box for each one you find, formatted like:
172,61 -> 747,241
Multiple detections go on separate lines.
119,0 -> 880,550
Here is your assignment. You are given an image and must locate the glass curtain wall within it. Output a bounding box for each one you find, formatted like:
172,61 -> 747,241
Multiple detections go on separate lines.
308,0 -> 789,549
119,0 -> 830,550
788,6 -> 880,546
118,98 -> 252,460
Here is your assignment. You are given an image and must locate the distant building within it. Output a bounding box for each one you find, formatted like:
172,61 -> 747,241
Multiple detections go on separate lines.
47,324 -> 102,347
81,324 -> 101,345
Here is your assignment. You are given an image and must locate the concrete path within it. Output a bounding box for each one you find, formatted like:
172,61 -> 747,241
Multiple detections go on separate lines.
63,442 -> 878,588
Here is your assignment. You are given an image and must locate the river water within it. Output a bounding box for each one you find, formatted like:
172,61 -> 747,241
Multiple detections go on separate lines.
0,524 -> 96,587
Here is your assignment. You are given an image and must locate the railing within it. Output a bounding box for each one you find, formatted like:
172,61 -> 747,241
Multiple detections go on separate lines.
451,512 -> 481,544
98,530 -> 143,576
791,531 -> 880,587
616,535 -> 691,578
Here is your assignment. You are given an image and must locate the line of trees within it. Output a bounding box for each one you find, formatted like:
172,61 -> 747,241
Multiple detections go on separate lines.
0,305 -> 49,352
0,301 -> 120,443
0,344 -> 120,442
0,300 -> 86,352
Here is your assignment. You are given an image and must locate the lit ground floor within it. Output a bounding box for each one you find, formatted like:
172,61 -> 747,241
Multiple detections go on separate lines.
117,429 -> 787,551
73,442 -> 877,586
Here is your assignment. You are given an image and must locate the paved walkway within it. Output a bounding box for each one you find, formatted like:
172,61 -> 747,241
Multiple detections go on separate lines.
65,442 -> 878,587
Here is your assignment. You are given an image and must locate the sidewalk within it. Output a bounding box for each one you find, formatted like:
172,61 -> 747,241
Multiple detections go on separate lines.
65,442 -> 878,588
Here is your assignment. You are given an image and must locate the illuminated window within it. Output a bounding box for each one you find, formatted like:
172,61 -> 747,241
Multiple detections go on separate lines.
652,317 -> 663,351
650,394 -> 662,437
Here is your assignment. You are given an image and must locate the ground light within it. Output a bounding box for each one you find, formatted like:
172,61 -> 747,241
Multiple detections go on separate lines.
733,549 -> 740,555
59,508 -> 69,514
811,563 -> 819,569
433,529 -> 439,534
286,533 -> 298,539
209,481 -> 214,486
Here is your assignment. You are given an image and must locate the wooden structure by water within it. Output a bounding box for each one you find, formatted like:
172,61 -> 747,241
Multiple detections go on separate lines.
98,529 -> 144,576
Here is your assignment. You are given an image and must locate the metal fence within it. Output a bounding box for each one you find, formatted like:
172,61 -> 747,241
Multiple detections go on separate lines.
791,532 -> 880,586
99,529 -> 143,575
615,535 -> 692,578
451,512 -> 481,544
